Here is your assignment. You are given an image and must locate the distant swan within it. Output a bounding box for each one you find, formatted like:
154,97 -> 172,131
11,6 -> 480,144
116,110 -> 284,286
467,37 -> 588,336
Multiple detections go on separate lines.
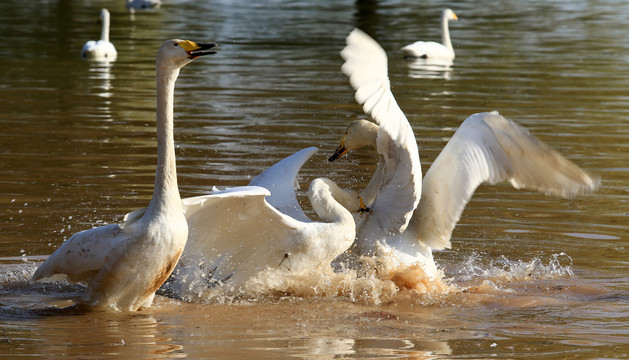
32,39 -> 219,311
81,9 -> 117,61
331,29 -> 599,278
126,0 -> 161,12
401,9 -> 458,60
165,148 -> 357,298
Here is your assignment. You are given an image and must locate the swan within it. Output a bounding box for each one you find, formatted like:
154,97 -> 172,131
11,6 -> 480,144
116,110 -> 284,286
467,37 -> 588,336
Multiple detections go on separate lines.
330,29 -> 599,279
401,8 -> 458,60
32,39 -> 219,311
126,0 -> 161,12
81,9 -> 117,61
166,147 -> 357,297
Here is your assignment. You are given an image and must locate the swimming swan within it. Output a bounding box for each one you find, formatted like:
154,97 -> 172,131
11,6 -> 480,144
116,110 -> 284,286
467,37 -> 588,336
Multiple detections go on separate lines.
401,9 -> 458,60
81,9 -> 117,61
126,0 -> 161,12
166,147 -> 357,297
32,39 -> 219,311
331,29 -> 599,278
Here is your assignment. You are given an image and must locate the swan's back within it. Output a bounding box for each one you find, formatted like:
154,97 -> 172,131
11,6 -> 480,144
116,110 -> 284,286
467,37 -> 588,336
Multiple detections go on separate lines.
401,41 -> 452,59
82,40 -> 117,61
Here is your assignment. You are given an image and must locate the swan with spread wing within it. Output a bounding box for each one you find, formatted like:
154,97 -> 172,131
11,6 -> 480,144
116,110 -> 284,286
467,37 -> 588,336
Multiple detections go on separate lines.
165,148 -> 357,298
330,29 -> 599,278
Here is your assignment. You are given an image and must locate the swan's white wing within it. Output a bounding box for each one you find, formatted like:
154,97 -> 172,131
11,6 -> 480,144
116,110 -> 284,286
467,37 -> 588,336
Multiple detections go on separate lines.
341,28 -> 422,233
248,147 -> 318,222
178,186 -> 305,287
411,111 -> 600,250
32,224 -> 127,284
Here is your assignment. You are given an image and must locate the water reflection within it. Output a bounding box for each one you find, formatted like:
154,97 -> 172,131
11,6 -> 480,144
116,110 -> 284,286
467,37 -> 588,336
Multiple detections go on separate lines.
86,62 -> 115,100
0,0 -> 627,358
405,57 -> 454,80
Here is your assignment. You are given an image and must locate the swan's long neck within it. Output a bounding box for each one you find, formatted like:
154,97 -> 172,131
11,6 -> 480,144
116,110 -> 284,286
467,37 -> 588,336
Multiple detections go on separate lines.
361,154 -> 384,207
100,11 -> 110,42
308,178 -> 356,224
146,64 -> 182,217
441,14 -> 453,51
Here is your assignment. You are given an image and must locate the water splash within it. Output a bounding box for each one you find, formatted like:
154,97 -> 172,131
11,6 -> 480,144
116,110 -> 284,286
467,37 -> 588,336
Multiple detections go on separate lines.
452,252 -> 574,285
164,253 -> 456,306
4,252 -> 578,310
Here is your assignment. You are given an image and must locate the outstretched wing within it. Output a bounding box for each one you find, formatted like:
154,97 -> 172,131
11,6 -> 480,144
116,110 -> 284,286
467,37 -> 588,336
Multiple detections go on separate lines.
175,186 -> 304,289
341,28 -> 422,233
411,111 -> 600,250
248,147 -> 318,222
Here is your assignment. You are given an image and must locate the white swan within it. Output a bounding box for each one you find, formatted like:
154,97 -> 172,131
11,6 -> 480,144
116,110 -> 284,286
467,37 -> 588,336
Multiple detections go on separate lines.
81,9 -> 117,62
401,8 -> 458,60
166,147 -> 357,297
126,0 -> 161,12
331,29 -> 600,278
32,39 -> 219,311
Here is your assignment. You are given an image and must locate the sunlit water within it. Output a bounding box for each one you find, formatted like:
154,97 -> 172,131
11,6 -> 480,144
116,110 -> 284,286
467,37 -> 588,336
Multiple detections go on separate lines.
0,0 -> 627,358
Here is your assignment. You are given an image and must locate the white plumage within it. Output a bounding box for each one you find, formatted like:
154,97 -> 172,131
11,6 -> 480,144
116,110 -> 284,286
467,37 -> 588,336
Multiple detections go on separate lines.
331,29 -> 599,278
401,9 -> 458,60
81,9 -> 117,62
166,148 -> 357,298
32,39 -> 219,311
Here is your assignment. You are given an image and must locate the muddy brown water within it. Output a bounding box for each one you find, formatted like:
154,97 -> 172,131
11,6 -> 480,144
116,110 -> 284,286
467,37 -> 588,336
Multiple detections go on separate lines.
0,0 -> 627,358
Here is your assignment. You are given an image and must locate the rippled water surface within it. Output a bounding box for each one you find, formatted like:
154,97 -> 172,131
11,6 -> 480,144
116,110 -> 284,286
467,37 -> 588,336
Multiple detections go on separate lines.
0,0 -> 627,358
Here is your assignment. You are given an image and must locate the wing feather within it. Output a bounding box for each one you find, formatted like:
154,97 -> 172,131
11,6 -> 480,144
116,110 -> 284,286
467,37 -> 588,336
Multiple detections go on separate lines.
32,224 -> 127,284
177,186 -> 305,288
341,29 -> 422,233
411,111 -> 600,250
248,147 -> 318,222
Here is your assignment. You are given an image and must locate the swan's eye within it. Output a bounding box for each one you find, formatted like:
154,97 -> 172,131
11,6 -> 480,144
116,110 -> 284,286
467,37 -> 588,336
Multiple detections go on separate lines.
174,43 -> 179,47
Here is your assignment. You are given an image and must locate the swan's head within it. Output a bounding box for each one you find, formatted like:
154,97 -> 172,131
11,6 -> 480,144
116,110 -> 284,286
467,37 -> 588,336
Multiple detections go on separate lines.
157,39 -> 219,70
99,8 -> 111,22
328,119 -> 378,161
443,9 -> 458,21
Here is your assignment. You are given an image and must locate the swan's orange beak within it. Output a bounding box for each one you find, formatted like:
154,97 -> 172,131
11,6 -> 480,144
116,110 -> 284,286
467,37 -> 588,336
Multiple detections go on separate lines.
328,138 -> 348,162
179,40 -> 219,59
452,12 -> 459,20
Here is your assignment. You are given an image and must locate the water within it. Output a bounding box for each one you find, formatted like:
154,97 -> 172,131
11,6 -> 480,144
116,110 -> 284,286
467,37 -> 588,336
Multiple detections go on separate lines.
0,0 -> 627,358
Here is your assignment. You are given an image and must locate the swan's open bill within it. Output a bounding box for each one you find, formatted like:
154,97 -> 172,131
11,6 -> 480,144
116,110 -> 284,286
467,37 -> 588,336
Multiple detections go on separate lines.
32,40 -> 219,311
166,148 -> 357,299
401,9 -> 458,60
331,29 -> 599,279
81,9 -> 117,61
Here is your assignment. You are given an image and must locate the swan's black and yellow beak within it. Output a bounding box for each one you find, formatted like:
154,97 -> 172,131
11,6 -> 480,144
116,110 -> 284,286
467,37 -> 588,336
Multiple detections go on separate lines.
328,138 -> 348,162
179,40 -> 219,59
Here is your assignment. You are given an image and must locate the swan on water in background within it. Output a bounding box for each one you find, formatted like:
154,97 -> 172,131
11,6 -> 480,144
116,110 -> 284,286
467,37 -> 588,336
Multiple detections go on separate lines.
401,8 -> 458,60
126,0 -> 161,13
81,9 -> 117,61
330,29 -> 599,279
165,147 -> 358,299
32,39 -> 219,311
